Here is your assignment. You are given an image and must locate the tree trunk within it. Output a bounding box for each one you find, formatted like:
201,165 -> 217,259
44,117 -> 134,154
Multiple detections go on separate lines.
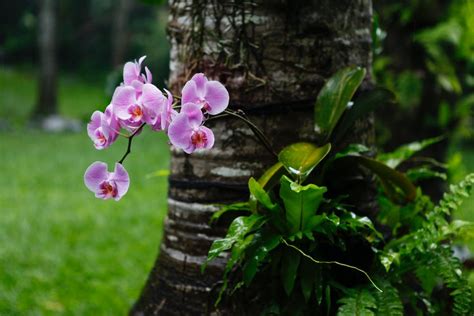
35,0 -> 57,117
131,1 -> 373,315
112,0 -> 133,67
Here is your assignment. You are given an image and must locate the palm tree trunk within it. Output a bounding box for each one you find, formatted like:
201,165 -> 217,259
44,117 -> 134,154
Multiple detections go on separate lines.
131,1 -> 373,315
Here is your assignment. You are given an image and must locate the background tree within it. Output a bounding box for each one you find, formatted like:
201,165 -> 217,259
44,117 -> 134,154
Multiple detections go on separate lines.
34,0 -> 57,117
112,0 -> 134,67
131,0 -> 374,314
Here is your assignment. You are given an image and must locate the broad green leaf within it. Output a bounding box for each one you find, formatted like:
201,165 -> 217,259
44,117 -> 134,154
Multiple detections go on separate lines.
278,142 -> 331,182
226,234 -> 254,274
210,202 -> 251,224
205,214 -> 263,267
314,66 -> 366,141
280,176 -> 327,233
258,161 -> 286,190
333,87 -> 396,144
378,136 -> 444,169
243,232 -> 281,285
281,247 -> 301,296
249,177 -> 280,213
341,156 -> 417,202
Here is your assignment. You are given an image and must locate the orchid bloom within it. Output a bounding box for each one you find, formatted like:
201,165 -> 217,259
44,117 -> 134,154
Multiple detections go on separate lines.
123,55 -> 152,93
152,88 -> 177,131
167,103 -> 215,154
84,162 -> 130,200
181,73 -> 229,115
87,105 -> 120,150
141,83 -> 169,127
112,83 -> 165,128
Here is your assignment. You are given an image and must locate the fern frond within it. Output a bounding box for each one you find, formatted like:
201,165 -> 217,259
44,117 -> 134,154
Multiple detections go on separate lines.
434,246 -> 472,316
337,288 -> 376,316
374,281 -> 404,316
434,173 -> 474,216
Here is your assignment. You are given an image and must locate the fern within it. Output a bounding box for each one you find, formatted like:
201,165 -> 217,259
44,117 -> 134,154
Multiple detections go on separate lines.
434,173 -> 474,216
384,174 -> 474,315
403,245 -> 472,315
337,288 -> 376,316
374,281 -> 403,316
433,246 -> 472,316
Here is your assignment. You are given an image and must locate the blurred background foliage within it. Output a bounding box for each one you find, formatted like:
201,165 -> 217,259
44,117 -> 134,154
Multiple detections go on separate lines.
0,0 -> 472,314
374,0 -> 473,147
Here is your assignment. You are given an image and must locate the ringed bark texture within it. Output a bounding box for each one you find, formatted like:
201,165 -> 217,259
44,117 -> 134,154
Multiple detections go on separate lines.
132,0 -> 373,315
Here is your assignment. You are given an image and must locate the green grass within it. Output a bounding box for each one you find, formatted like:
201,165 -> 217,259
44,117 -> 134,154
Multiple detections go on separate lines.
0,67 -> 170,315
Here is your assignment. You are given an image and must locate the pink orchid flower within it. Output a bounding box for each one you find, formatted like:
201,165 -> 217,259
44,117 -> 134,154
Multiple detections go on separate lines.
181,73 -> 229,115
167,103 -> 215,154
87,105 -> 120,150
152,88 -> 178,131
123,55 -> 152,93
84,162 -> 130,200
111,83 -> 165,128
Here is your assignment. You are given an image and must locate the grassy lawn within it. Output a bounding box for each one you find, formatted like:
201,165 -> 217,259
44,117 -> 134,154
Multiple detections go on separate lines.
0,67 -> 170,315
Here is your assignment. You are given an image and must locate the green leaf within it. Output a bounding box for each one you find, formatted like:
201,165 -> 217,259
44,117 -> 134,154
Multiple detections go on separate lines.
280,176 -> 327,233
379,250 -> 400,272
341,156 -> 417,202
333,88 -> 395,144
278,142 -> 331,182
249,177 -> 280,213
378,136 -> 444,169
205,215 -> 263,267
258,162 -> 286,191
281,247 -> 301,296
406,167 -> 447,182
243,232 -> 281,285
314,66 -> 366,141
335,144 -> 370,159
210,202 -> 251,224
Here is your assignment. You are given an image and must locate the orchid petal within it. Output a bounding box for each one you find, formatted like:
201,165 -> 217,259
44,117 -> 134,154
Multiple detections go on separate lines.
84,162 -> 109,192
205,80 -> 229,115
145,66 -> 153,83
168,113 -> 193,152
123,62 -> 139,85
191,73 -> 207,96
111,163 -> 130,200
181,102 -> 204,127
87,111 -> 102,139
199,126 -> 215,150
112,86 -> 136,120
181,80 -> 199,105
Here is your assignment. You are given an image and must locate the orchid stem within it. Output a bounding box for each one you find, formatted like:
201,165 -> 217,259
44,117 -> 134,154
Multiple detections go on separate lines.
118,123 -> 146,164
221,109 -> 278,158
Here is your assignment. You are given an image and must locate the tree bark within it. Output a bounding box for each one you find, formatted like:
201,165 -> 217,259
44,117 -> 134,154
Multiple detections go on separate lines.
131,1 -> 373,315
35,0 -> 58,117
